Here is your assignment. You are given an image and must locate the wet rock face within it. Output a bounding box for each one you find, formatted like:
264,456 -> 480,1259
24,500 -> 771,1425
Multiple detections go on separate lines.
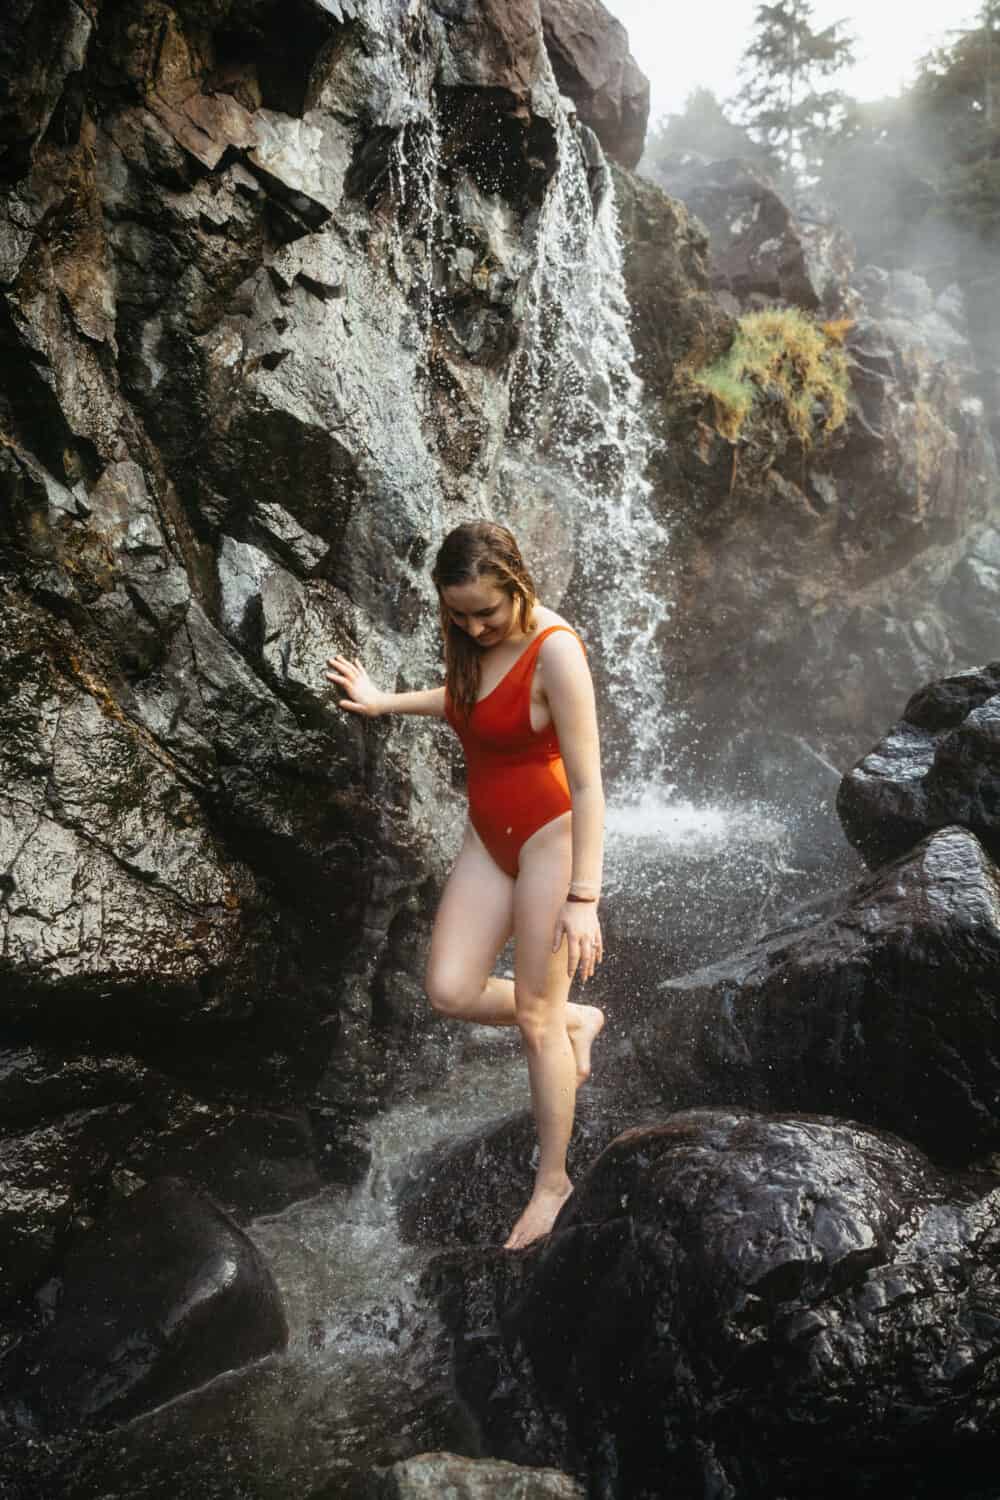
0,592 -> 257,1015
631,827 -> 1000,1163
540,0 -> 649,169
434,1110 -> 1000,1499
0,1044 -> 323,1305
15,1176 -> 287,1431
0,0 -> 586,1269
838,661 -> 1000,868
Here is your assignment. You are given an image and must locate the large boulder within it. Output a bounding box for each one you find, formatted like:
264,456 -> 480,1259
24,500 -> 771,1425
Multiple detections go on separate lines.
838,661 -> 1000,868
0,1103 -> 135,1305
540,0 -> 649,169
0,1043 -> 322,1305
432,1110 -> 1000,1499
16,1176 -> 287,1431
631,826 -> 1000,1162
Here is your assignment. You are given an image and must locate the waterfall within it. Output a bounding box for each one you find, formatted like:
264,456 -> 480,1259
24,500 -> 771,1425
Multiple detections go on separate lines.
388,112 -> 446,332
506,112 -> 674,795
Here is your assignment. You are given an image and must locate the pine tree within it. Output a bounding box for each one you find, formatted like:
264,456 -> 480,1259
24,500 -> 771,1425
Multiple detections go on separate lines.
735,1 -> 855,182
896,1 -> 1000,237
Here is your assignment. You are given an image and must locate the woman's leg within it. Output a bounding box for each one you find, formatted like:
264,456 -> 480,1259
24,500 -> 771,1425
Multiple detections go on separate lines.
505,814 -> 579,1250
425,824 -> 604,1069
425,823 -> 516,1023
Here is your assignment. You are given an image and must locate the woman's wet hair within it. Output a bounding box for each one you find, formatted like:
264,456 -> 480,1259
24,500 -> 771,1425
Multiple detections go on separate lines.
432,520 -> 538,718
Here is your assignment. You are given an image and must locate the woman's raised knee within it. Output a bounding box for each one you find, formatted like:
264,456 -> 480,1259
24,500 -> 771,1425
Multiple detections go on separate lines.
425,966 -> 470,1017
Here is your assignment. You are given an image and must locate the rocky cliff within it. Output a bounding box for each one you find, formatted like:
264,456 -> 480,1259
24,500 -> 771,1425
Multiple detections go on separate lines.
0,0 -> 655,1325
4,1 -> 1000,1493
627,156 -> 1000,777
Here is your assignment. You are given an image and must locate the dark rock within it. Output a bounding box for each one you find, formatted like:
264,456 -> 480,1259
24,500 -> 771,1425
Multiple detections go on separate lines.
0,1105 -> 135,1304
364,1452 -> 584,1498
435,0 -> 548,100
631,826 -> 1000,1163
18,1177 -> 287,1431
0,1046 -> 150,1125
650,157 -> 853,312
0,0 -> 94,184
434,1109 -> 1000,1499
609,161 -> 729,511
398,1090 -> 631,1250
125,1106 -> 322,1221
540,0 -> 649,169
838,661 -> 1000,868
0,1048 -> 323,1302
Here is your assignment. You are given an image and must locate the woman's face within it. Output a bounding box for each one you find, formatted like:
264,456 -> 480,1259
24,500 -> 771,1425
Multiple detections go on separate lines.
440,578 -> 516,647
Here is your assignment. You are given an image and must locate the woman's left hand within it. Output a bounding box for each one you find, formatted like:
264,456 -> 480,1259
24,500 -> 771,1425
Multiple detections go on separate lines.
553,901 -> 603,984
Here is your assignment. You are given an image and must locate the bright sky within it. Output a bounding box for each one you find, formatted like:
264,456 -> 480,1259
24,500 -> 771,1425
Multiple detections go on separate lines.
604,0 -> 982,124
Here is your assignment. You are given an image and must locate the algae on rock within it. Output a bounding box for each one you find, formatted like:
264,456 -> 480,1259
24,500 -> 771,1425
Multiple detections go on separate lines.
687,306 -> 851,451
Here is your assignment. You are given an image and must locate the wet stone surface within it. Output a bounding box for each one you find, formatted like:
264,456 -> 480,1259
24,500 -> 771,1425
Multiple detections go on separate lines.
631,826 -> 1000,1163
429,1109 -> 1000,1499
12,1176 -> 287,1432
839,660 -> 1000,868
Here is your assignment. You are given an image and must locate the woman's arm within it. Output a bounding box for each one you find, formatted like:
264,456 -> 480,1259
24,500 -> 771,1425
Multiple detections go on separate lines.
537,632 -> 605,982
326,656 -> 446,718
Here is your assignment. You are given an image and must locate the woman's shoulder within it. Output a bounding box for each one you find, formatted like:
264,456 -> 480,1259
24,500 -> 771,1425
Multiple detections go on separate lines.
533,610 -> 587,671
531,605 -> 578,637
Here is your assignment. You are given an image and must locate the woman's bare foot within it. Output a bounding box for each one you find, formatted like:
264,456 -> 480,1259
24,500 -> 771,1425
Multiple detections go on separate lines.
566,1004 -> 605,1086
504,1179 -> 574,1250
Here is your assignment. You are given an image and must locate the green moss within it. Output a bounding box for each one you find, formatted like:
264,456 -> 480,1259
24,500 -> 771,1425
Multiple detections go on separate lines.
689,308 -> 851,449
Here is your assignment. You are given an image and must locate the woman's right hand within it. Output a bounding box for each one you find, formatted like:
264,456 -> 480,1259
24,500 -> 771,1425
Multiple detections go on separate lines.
325,655 -> 385,717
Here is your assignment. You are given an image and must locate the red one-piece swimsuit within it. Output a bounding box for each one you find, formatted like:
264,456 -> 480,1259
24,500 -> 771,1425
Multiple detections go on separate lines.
444,624 -> 583,878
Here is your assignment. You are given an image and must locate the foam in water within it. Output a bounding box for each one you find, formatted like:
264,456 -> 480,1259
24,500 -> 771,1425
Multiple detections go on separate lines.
605,792 -> 787,850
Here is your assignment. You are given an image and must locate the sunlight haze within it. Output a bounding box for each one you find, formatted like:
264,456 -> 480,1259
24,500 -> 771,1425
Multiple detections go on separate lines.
604,0 -> 982,124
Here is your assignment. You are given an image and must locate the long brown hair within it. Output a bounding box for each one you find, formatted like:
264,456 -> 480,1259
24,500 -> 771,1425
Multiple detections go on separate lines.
432,521 -> 538,719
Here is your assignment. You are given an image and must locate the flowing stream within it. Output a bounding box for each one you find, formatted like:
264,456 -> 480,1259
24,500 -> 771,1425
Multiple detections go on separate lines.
17,1040 -> 527,1498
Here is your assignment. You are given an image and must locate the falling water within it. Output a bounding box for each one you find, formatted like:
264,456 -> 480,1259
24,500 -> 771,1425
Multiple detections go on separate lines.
507,113 -> 673,793
388,112 -> 446,330
500,107 -> 857,965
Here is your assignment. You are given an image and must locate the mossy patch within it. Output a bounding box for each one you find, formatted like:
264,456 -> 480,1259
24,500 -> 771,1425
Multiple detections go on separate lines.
688,308 -> 851,450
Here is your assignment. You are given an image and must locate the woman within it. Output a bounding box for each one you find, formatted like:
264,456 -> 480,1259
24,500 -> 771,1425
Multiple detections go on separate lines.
326,520 -> 605,1249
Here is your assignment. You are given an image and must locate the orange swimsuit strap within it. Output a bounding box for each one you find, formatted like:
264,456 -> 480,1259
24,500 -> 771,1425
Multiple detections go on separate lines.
445,625 -> 584,878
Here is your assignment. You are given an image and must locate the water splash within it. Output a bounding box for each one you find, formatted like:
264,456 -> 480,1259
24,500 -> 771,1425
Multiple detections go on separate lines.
388,112 -> 446,330
507,114 -> 672,793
